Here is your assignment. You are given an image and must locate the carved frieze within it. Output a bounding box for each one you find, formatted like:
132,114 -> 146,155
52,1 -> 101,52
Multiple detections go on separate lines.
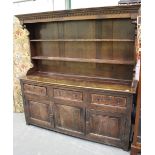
16,5 -> 140,23
24,84 -> 47,96
91,94 -> 126,107
54,89 -> 83,101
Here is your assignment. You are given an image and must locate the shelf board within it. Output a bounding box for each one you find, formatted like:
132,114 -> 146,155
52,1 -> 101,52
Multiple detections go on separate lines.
30,39 -> 134,42
32,56 -> 135,65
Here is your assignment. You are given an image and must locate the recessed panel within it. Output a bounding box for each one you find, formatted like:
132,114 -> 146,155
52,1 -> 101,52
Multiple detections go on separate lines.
29,101 -> 49,122
87,111 -> 121,139
54,104 -> 84,133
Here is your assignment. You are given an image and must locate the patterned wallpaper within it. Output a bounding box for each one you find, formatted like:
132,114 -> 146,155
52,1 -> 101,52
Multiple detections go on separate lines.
13,17 -> 33,112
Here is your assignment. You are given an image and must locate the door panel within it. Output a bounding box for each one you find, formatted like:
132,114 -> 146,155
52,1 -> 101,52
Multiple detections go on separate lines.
54,103 -> 85,135
27,100 -> 54,128
86,109 -> 126,147
88,113 -> 120,138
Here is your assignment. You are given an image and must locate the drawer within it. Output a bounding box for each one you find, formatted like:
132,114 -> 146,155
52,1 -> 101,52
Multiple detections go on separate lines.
91,94 -> 127,108
53,88 -> 83,102
23,84 -> 47,96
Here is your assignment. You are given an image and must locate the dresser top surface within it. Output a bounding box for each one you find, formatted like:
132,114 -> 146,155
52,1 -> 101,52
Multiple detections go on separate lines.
21,75 -> 137,94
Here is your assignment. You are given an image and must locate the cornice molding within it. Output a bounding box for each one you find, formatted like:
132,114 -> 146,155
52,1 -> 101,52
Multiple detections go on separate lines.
16,4 -> 140,23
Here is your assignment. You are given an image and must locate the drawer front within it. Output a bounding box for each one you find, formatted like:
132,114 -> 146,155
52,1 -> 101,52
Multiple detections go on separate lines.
91,94 -> 127,107
53,88 -> 83,102
23,84 -> 47,96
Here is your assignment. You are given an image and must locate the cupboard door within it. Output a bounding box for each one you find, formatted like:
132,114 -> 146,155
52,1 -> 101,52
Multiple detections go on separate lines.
26,99 -> 54,129
54,103 -> 85,136
86,109 -> 127,148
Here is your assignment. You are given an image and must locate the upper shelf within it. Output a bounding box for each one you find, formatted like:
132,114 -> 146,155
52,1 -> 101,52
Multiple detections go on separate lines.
30,39 -> 135,42
32,56 -> 135,65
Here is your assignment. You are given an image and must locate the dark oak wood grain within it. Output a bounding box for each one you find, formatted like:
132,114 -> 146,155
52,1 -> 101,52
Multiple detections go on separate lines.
17,5 -> 140,150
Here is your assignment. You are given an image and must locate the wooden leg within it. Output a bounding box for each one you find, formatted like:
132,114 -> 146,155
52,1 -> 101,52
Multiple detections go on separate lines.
130,145 -> 141,155
130,147 -> 137,155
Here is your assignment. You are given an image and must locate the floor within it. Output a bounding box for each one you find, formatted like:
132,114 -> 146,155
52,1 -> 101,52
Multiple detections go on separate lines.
14,113 -> 130,155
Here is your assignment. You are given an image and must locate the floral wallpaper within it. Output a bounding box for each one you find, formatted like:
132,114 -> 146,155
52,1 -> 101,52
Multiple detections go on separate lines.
13,17 -> 33,112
